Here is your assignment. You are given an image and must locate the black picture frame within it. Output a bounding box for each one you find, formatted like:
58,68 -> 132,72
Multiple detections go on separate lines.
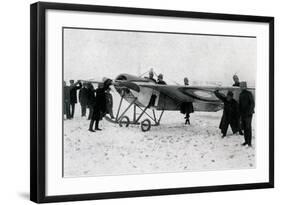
30,2 -> 274,203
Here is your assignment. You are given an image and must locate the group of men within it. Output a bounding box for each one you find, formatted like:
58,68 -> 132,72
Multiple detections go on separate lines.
63,79 -> 114,132
214,75 -> 255,147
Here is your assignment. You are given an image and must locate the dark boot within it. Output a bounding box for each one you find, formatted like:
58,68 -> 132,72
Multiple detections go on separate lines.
95,120 -> 102,131
88,120 -> 95,132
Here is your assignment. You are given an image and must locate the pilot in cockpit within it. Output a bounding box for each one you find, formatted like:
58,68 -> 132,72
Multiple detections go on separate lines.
145,69 -> 157,83
157,74 -> 167,85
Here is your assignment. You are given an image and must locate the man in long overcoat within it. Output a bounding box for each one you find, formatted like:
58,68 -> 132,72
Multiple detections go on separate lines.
89,83 -> 107,132
78,82 -> 89,117
214,90 -> 240,137
69,80 -> 82,118
239,82 -> 255,146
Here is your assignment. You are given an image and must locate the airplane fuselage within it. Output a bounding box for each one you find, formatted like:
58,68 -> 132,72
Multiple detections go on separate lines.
114,73 -> 255,112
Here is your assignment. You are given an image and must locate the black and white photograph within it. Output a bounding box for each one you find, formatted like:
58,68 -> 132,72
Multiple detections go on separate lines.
29,2 -> 274,203
0,0 -> 279,204
63,27 -> 257,177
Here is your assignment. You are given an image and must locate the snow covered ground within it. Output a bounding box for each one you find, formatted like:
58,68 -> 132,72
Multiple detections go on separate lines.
63,102 -> 256,178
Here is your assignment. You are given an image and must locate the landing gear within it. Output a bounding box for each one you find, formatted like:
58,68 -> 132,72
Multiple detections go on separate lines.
118,116 -> 130,127
104,96 -> 164,132
141,119 -> 151,132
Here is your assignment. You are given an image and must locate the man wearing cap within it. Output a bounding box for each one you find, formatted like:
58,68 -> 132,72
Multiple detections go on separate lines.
214,90 -> 240,138
239,82 -> 255,147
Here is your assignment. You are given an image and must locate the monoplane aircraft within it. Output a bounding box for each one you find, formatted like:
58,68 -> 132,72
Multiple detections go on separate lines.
85,73 -> 255,132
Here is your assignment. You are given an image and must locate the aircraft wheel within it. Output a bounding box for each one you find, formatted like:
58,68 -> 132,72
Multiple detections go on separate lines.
141,119 -> 151,132
118,116 -> 130,127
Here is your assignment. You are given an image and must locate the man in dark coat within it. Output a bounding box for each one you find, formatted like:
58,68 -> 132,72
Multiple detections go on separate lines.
214,90 -> 240,138
69,80 -> 82,118
78,82 -> 89,117
239,82 -> 255,146
105,88 -> 115,119
63,81 -> 71,119
87,83 -> 96,120
89,83 -> 107,132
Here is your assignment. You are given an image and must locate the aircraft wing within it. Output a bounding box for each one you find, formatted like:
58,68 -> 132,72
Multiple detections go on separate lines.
138,84 -> 255,103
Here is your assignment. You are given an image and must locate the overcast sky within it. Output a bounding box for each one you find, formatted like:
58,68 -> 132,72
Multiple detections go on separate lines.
63,28 -> 256,86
